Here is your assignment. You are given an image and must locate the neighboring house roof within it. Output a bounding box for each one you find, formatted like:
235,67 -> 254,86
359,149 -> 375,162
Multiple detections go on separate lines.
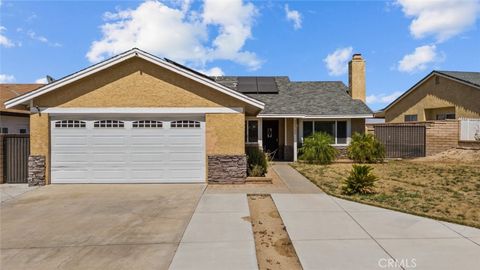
435,71 -> 480,88
383,70 -> 480,112
1,84 -> 44,114
214,76 -> 372,118
4,48 -> 265,110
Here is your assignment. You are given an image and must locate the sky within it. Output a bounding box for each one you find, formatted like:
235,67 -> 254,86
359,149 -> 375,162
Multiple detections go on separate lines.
1,0 -> 479,110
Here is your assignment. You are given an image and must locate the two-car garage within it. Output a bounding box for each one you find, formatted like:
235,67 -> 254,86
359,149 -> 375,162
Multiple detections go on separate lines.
50,117 -> 206,184
4,49 -> 264,185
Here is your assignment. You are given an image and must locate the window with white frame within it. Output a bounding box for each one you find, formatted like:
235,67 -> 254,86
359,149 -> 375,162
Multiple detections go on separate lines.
93,120 -> 124,128
132,120 -> 163,128
171,120 -> 200,128
245,120 -> 258,143
302,120 -> 348,145
55,120 -> 86,128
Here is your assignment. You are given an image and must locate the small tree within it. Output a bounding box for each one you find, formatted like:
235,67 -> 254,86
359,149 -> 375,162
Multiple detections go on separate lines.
342,164 -> 378,195
347,132 -> 385,163
299,132 -> 337,164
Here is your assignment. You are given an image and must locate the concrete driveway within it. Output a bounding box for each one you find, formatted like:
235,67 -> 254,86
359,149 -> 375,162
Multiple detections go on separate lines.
0,184 -> 205,270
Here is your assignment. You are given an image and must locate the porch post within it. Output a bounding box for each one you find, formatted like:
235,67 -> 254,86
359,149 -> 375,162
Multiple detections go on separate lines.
258,118 -> 263,149
284,118 -> 287,159
293,118 -> 298,161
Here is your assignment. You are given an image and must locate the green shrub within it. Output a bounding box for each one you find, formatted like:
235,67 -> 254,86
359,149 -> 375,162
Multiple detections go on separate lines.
342,164 -> 378,195
347,132 -> 385,163
299,132 -> 337,164
248,164 -> 265,177
246,147 -> 268,177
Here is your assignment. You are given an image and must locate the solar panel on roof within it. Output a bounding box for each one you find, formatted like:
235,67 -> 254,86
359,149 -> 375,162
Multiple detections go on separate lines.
237,77 -> 278,94
237,77 -> 258,93
257,77 -> 278,93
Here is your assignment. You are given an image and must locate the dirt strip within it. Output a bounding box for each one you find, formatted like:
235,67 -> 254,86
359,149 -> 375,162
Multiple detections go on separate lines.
247,194 -> 303,270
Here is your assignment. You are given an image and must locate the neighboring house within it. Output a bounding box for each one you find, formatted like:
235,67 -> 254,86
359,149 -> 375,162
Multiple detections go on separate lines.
4,49 -> 371,185
379,71 -> 480,123
0,84 -> 44,134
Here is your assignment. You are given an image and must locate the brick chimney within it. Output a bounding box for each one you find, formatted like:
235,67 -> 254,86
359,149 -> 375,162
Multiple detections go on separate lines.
348,54 -> 366,102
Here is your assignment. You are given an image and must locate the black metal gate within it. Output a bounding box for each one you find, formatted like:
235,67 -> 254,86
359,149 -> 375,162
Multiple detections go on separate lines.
374,124 -> 425,158
3,135 -> 30,183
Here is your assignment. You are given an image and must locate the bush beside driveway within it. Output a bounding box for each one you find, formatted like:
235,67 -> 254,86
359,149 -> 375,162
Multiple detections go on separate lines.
0,184 -> 205,270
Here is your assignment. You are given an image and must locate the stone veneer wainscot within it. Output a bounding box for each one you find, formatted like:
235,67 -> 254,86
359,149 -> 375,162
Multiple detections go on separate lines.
28,155 -> 46,186
207,155 -> 247,184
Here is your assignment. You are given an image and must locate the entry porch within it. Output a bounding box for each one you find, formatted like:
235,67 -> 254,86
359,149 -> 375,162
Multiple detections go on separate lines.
245,117 -> 366,161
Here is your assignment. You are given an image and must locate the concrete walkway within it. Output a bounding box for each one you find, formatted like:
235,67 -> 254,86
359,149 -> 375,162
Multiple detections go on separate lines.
271,165 -> 480,270
0,184 -> 38,203
169,194 -> 257,270
271,164 -> 321,193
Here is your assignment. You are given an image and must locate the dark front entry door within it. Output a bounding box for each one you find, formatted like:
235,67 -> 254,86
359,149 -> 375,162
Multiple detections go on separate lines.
263,120 -> 279,159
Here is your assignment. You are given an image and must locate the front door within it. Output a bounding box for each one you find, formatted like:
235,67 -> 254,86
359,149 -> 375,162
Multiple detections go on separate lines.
263,120 -> 279,159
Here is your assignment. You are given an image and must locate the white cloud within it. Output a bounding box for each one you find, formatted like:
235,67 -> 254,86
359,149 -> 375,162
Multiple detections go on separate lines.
398,44 -> 437,73
0,26 -> 15,48
366,91 -> 403,105
35,77 -> 48,84
0,74 -> 15,83
396,0 -> 480,42
284,4 -> 302,30
27,31 -> 62,47
87,0 -> 261,71
323,46 -> 353,76
197,66 -> 224,76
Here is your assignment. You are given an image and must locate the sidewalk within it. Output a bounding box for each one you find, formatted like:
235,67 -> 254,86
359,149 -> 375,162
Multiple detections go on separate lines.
169,194 -> 258,270
272,191 -> 480,270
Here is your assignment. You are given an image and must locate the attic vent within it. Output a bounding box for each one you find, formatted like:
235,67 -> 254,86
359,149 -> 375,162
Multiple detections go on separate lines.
435,76 -> 440,85
237,77 -> 278,94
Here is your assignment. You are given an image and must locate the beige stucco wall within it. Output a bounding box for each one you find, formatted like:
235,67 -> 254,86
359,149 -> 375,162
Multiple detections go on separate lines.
33,58 -> 256,112
351,118 -> 366,134
30,113 -> 50,183
385,75 -> 480,123
29,57 -> 254,184
206,113 -> 245,155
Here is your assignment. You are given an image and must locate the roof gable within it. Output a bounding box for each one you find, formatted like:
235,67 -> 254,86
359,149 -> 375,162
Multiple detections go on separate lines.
5,48 -> 264,110
383,70 -> 480,112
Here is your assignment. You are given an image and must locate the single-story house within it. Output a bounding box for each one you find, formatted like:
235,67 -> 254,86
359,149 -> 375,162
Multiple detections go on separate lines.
4,49 -> 372,185
0,84 -> 44,134
377,71 -> 480,123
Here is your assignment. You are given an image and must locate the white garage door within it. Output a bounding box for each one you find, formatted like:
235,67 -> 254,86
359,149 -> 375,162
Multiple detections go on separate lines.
51,118 -> 205,183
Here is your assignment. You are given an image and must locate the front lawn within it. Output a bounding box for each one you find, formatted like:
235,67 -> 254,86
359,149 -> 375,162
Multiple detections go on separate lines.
292,161 -> 480,228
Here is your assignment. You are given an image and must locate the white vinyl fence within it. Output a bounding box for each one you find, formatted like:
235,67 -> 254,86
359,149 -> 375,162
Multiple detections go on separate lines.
460,118 -> 480,141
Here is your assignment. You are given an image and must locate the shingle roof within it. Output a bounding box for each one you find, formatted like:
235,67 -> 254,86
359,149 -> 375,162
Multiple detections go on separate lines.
1,84 -> 44,113
213,76 -> 372,116
436,71 -> 480,87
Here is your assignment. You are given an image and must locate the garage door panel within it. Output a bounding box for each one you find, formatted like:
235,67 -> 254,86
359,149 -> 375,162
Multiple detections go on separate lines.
52,170 -> 89,181
52,153 -> 89,162
130,154 -> 169,162
51,118 -> 205,183
53,136 -> 88,146
92,170 -> 128,180
90,136 -> 126,145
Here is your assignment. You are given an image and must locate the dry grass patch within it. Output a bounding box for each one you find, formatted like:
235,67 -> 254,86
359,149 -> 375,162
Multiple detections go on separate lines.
292,161 -> 480,228
248,194 -> 302,270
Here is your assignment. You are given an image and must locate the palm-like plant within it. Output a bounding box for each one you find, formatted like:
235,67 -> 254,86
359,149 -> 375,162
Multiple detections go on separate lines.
342,164 -> 378,195
299,132 -> 337,164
